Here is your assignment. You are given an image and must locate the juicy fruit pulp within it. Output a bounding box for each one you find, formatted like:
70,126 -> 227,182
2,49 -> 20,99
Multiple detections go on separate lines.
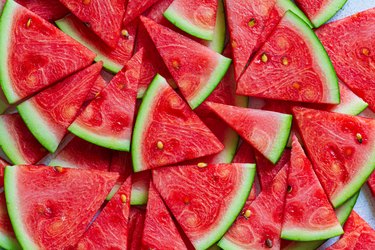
4,165 -> 119,249
0,0 -> 95,104
15,0 -> 69,21
237,11 -> 339,104
131,74 -> 224,172
153,163 -> 256,250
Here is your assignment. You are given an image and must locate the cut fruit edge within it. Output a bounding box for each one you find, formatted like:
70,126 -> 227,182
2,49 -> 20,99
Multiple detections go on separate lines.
206,0 -> 226,53
277,0 -> 313,28
309,0 -> 349,28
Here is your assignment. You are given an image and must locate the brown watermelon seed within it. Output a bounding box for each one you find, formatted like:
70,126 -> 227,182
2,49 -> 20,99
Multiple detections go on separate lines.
121,29 -> 129,38
244,209 -> 251,219
282,57 -> 289,66
362,48 -> 370,56
292,82 -> 300,90
172,60 -> 180,69
248,18 -> 256,27
26,18 -> 32,28
197,162 -> 208,168
183,196 -> 190,204
261,53 -> 268,63
287,185 -> 292,193
120,194 -> 127,203
356,133 -> 363,143
157,141 -> 164,150
54,166 -> 63,173
231,40 -> 237,48
265,239 -> 273,248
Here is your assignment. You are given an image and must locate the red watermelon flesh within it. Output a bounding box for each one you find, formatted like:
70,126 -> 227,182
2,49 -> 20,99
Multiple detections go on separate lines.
316,8 -> 375,112
206,102 -> 292,164
281,135 -> 343,241
353,218 -> 375,249
4,165 -> 119,249
293,106 -> 375,207
123,0 -> 160,25
368,172 -> 375,197
0,113 -> 48,165
49,137 -> 112,171
17,62 -> 102,153
218,165 -> 288,249
76,176 -> 132,249
131,74 -> 224,172
15,0 -> 69,21
153,163 -> 255,249
84,75 -> 107,105
142,183 -> 187,250
58,0 -> 125,48
128,207 -> 146,250
0,0 -> 96,104
68,50 -> 143,151
140,16 -> 231,109
255,149 -> 291,190
110,151 -> 132,181
237,11 -> 339,104
56,14 -> 138,73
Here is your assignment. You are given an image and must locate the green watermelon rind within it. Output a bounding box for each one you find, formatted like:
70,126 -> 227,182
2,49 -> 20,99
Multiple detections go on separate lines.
194,163 -> 256,250
68,122 -> 131,152
55,16 -> 123,74
267,113 -> 293,164
309,0 -> 348,28
0,227 -> 21,250
0,0 -> 21,104
285,11 -> 340,104
0,118 -> 26,165
189,56 -> 232,109
132,74 -> 166,173
206,0 -> 226,53
17,101 -> 60,153
130,187 -> 148,205
282,192 -> 359,250
280,223 -> 343,241
4,166 -> 39,249
163,4 -> 215,41
277,0 -> 313,28
330,94 -> 368,116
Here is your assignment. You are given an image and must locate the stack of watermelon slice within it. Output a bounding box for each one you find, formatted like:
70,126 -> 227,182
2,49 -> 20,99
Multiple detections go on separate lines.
0,0 -> 374,249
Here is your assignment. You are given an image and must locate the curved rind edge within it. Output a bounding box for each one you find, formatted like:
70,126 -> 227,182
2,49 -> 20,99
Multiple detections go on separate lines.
311,0 -> 348,28
280,224 -> 343,241
130,188 -> 148,205
0,229 -> 21,250
0,118 -> 26,165
276,0 -> 314,28
206,0 -> 226,53
268,114 -> 293,164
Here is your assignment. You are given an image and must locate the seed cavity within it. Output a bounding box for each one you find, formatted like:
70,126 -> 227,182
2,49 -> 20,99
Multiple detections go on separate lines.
361,48 -> 370,56
282,57 -> 289,66
356,133 -> 363,143
121,29 -> 129,38
244,209 -> 251,219
26,18 -> 32,28
157,141 -> 164,150
120,194 -> 127,203
261,53 -> 268,63
248,18 -> 256,28
265,238 -> 273,248
197,162 -> 208,168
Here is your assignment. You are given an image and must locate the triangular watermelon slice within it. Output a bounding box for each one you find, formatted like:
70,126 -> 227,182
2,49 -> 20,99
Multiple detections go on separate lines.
293,106 -> 375,207
58,0 -> 125,48
0,0 -> 96,104
76,176 -> 132,249
281,135 -> 343,241
56,14 -> 138,73
140,16 -> 231,109
4,165 -> 119,249
164,0 -> 217,40
153,163 -> 255,249
326,211 -> 375,250
123,0 -> 160,25
49,137 -> 112,171
218,165 -> 288,249
16,0 -> 69,21
0,113 -> 48,165
131,74 -> 224,172
142,183 -> 187,249
316,8 -> 375,112
17,63 -> 102,153
128,207 -> 146,250
69,51 -> 143,151
225,0 -> 311,80
206,102 -> 292,164
294,0 -> 348,27
237,11 -> 339,104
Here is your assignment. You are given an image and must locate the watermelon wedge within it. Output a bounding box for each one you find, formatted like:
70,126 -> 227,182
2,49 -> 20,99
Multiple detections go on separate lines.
49,137 -> 112,171
164,0 -> 217,40
123,0 -> 159,25
58,0 -> 125,48
153,163 -> 255,249
76,176 -> 132,249
0,0 -> 96,104
294,0 -> 348,27
206,102 -> 292,164
218,165 -> 288,249
141,16 -> 231,109
69,51 -> 142,151
281,135 -> 343,241
56,14 -> 137,73
128,207 -> 146,250
368,172 -> 375,197
293,106 -> 375,207
282,192 -> 359,250
142,183 -> 187,249
316,8 -> 375,112
131,74 -> 224,172
131,171 -> 151,205
15,0 -> 69,21
225,0 -> 312,80
237,11 -> 339,104
0,114 -> 48,164
4,165 -> 119,249
17,63 -> 102,153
